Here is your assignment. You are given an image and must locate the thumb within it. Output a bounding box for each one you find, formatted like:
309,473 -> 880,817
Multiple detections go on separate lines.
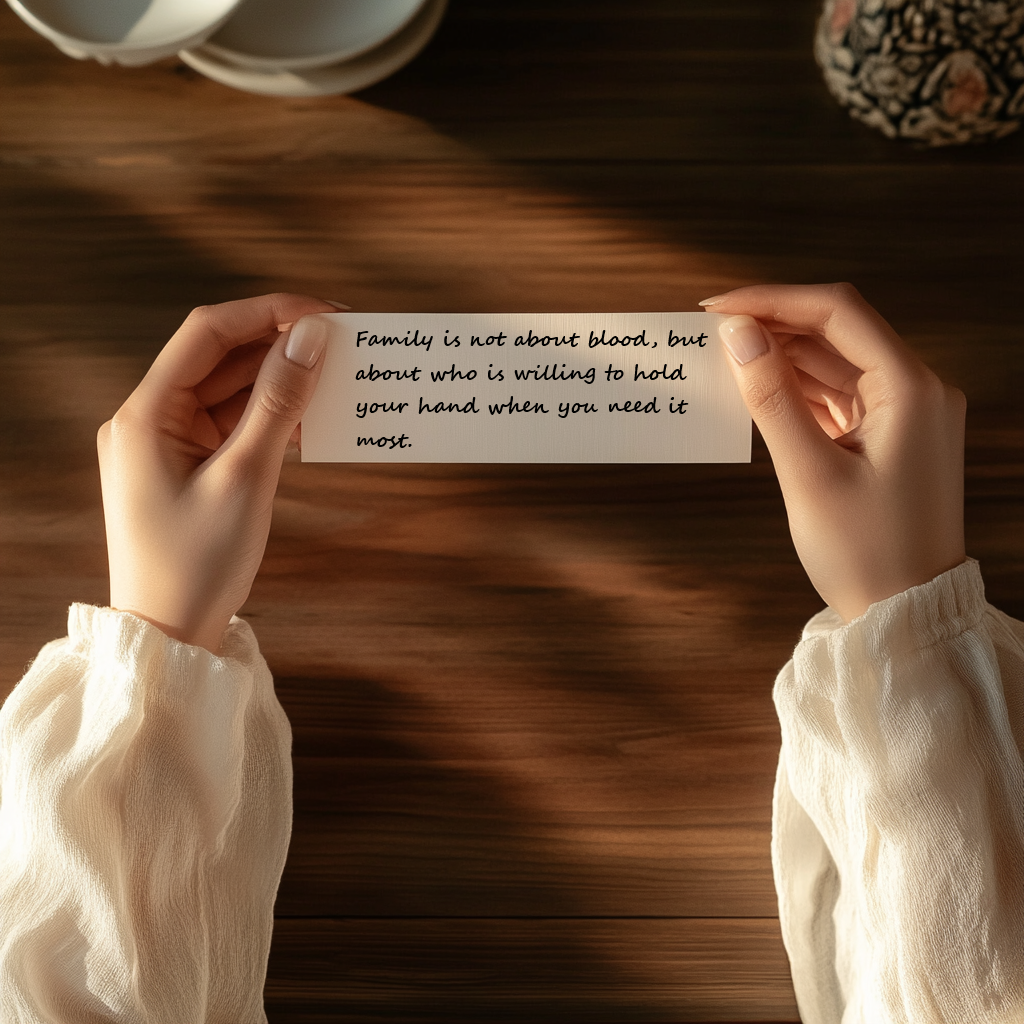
718,315 -> 832,479
221,314 -> 330,476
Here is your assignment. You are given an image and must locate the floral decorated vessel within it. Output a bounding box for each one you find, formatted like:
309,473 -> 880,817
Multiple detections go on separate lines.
816,0 -> 1024,145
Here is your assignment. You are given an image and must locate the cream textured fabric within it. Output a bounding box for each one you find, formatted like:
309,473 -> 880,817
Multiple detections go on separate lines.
773,558 -> 1024,1023
0,564 -> 1021,1022
0,605 -> 292,1024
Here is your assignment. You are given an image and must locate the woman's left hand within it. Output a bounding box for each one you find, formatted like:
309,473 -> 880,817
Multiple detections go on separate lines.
706,283 -> 965,622
97,294 -> 336,653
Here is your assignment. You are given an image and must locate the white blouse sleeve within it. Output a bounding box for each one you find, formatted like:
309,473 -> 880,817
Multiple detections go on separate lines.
0,605 -> 293,1024
772,558 -> 1024,1024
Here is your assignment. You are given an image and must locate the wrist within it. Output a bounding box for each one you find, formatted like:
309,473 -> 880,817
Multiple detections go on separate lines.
826,553 -> 968,623
108,557 -> 240,655
108,602 -> 230,655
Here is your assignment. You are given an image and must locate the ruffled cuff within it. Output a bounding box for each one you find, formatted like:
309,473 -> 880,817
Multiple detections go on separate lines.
66,603 -> 265,674
797,558 -> 987,659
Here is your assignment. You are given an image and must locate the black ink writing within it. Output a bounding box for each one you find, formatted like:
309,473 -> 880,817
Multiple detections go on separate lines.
589,329 -> 649,348
604,364 -> 624,381
356,401 -> 409,418
355,363 -> 422,382
608,397 -> 661,414
634,363 -> 686,382
558,401 -> 599,418
430,363 -> 478,382
488,396 -> 550,415
669,397 -> 689,414
487,364 -> 505,381
418,397 -> 479,414
357,434 -> 411,449
443,330 -> 460,347
667,330 -> 707,348
514,330 -> 580,348
514,363 -> 596,384
356,329 -> 433,352
470,333 -> 507,346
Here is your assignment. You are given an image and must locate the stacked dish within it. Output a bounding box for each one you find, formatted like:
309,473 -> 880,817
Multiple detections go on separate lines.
5,0 -> 243,65
6,0 -> 447,94
182,0 -> 447,97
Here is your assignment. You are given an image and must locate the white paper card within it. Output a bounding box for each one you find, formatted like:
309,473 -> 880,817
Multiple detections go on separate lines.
301,312 -> 750,463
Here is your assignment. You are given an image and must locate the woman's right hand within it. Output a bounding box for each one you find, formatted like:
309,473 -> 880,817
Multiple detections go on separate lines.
701,283 -> 966,623
97,294 -> 336,653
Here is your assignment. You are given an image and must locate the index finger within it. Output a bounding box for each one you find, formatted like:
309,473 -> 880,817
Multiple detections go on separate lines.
700,283 -> 919,376
144,293 -> 338,394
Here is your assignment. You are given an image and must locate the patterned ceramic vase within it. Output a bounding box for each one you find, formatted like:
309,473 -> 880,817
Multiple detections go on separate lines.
816,0 -> 1024,144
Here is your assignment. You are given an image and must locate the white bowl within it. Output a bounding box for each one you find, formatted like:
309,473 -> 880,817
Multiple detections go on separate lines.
201,0 -> 427,73
6,0 -> 243,65
180,0 -> 446,97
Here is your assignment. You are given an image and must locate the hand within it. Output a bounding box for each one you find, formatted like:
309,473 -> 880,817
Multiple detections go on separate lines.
97,294 -> 337,653
703,283 -> 966,622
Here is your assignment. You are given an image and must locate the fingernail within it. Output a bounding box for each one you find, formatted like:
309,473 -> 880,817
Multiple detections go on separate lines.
719,315 -> 768,366
323,300 -> 352,310
698,295 -> 726,307
277,321 -> 294,332
284,316 -> 330,368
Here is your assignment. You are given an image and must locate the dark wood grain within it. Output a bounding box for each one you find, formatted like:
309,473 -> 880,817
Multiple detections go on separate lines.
264,919 -> 797,1022
2,0 -> 1024,1018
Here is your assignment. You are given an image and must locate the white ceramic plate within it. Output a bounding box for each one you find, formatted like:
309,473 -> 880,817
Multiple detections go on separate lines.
202,0 -> 427,72
179,0 -> 446,97
6,0 -> 242,65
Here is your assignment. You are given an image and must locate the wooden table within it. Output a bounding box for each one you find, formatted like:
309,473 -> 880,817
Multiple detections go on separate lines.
2,1 -> 1023,1020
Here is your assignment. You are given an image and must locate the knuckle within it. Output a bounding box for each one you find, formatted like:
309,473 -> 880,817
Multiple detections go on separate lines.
908,366 -> 945,402
886,370 -> 931,411
256,381 -> 305,423
184,303 -> 214,325
821,282 -> 864,320
108,407 -> 138,433
827,281 -> 862,303
944,383 -> 968,423
185,304 -> 232,345
944,382 -> 967,410
889,368 -> 964,425
744,376 -> 790,421
103,409 -> 130,442
817,282 -> 867,336
96,410 -> 141,466
103,405 -> 160,453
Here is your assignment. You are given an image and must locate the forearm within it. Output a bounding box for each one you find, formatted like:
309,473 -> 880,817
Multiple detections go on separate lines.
0,606 -> 292,1024
775,560 -> 1024,1022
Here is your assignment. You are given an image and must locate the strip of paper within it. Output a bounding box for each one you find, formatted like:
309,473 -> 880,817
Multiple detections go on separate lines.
301,312 -> 750,463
